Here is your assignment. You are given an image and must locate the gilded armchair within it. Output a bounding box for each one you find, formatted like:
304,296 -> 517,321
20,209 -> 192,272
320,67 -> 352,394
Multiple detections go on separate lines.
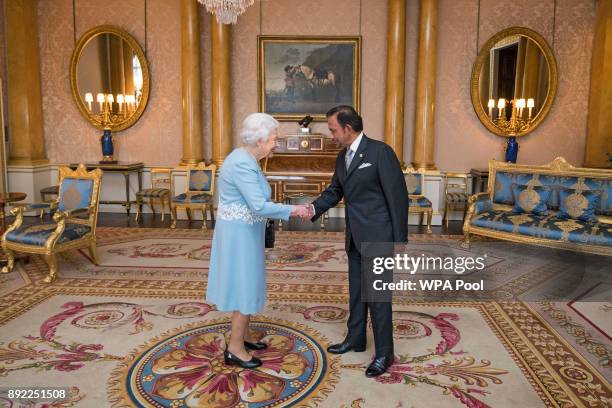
443,172 -> 469,228
171,162 -> 216,229
1,164 -> 103,283
135,167 -> 173,223
404,168 -> 432,233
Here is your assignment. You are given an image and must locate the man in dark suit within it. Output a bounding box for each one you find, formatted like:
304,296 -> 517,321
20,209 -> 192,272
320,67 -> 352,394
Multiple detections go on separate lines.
308,105 -> 408,377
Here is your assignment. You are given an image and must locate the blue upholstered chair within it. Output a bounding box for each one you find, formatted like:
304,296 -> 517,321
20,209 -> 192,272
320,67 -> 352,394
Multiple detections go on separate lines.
1,164 -> 103,283
135,167 -> 173,223
404,168 -> 432,233
171,162 -> 216,229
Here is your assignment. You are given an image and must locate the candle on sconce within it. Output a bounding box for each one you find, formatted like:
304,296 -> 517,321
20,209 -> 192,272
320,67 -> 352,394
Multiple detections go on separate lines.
106,94 -> 114,110
497,98 -> 506,119
527,98 -> 535,119
487,99 -> 495,118
117,94 -> 124,112
125,95 -> 135,111
96,93 -> 105,111
85,93 -> 93,111
516,98 -> 526,117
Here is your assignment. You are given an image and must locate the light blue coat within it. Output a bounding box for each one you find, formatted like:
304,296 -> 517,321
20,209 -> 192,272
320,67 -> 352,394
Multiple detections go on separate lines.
206,148 -> 292,314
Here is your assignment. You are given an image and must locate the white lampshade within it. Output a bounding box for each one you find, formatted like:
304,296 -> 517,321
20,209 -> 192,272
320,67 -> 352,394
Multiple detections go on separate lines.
85,93 -> 93,103
527,98 -> 535,108
96,93 -> 105,103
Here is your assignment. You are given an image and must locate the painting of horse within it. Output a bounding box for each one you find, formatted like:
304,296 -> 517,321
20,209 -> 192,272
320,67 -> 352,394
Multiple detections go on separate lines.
258,36 -> 361,121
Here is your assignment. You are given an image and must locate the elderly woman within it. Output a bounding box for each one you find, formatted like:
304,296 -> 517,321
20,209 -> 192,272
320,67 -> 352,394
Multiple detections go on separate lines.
206,113 -> 309,369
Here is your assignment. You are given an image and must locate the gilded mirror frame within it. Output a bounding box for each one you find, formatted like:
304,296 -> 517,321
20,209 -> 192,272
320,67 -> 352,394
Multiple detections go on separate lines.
470,27 -> 558,138
70,25 -> 150,132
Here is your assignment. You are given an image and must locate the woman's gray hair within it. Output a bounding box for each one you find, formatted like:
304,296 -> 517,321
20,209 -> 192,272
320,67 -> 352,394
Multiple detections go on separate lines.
239,113 -> 279,146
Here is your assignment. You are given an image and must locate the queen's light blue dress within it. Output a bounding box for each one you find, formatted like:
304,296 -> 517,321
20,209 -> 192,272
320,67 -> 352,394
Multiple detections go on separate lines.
206,148 -> 292,315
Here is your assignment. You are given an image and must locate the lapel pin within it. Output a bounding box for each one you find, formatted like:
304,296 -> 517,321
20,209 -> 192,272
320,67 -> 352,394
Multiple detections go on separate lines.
359,153 -> 363,158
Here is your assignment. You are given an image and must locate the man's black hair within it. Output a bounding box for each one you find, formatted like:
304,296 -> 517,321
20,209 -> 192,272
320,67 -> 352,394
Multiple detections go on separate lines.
326,105 -> 363,132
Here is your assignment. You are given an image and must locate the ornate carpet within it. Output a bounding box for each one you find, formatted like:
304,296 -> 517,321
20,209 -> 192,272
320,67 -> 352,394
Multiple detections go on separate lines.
0,227 -> 610,407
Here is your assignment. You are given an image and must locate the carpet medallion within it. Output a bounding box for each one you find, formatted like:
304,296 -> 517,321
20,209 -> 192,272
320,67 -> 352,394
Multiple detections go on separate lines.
110,318 -> 335,408
0,227 -> 609,407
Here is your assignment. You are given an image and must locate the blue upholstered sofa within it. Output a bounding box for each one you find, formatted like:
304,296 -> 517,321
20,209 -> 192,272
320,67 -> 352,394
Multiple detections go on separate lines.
462,157 -> 611,256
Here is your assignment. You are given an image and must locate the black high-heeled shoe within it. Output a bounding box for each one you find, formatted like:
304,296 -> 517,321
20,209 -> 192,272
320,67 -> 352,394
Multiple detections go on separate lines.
244,341 -> 267,351
224,349 -> 262,369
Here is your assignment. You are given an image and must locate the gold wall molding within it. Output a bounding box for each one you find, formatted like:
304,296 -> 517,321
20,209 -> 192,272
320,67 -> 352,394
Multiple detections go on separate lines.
584,0 -> 612,168
211,19 -> 232,167
6,0 -> 48,166
412,0 -> 438,170
180,0 -> 204,166
383,0 -> 407,165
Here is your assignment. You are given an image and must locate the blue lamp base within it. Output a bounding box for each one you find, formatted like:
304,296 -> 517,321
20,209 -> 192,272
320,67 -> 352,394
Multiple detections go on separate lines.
100,129 -> 117,164
505,137 -> 519,163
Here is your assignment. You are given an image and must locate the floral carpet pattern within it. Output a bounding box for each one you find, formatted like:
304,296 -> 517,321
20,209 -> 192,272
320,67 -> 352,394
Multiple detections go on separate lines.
0,227 -> 610,407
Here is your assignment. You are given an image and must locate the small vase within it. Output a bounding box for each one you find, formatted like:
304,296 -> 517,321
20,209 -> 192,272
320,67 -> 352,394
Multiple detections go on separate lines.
101,130 -> 115,163
505,137 -> 518,163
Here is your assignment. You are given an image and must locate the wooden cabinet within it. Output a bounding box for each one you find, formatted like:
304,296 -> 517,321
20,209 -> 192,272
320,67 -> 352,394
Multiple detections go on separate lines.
263,133 -> 340,203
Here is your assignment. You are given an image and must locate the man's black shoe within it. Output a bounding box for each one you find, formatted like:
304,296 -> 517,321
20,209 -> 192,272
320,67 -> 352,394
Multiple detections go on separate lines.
365,355 -> 393,377
327,341 -> 366,354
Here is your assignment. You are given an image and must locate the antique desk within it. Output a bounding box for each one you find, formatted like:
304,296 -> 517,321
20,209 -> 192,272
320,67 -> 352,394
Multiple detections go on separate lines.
69,162 -> 144,215
263,133 -> 341,227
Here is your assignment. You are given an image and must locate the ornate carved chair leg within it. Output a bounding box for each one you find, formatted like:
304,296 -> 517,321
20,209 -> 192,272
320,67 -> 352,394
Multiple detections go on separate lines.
160,199 -> 166,223
135,196 -> 142,222
419,212 -> 424,229
1,248 -> 15,273
427,209 -> 433,234
201,206 -> 208,230
171,205 -> 178,229
443,202 -> 448,228
43,253 -> 58,284
150,200 -> 156,216
88,242 -> 100,265
186,207 -> 192,221
461,230 -> 471,248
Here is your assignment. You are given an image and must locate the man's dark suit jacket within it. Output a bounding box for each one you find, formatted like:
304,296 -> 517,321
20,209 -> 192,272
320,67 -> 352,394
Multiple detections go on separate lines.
311,135 -> 408,251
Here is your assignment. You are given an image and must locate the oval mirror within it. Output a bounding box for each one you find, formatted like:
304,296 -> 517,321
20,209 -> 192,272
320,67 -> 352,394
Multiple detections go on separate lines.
70,25 -> 149,132
470,27 -> 557,137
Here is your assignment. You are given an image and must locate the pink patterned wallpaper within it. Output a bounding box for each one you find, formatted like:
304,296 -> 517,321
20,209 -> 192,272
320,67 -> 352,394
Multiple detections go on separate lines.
36,0 -> 182,165
0,0 -> 597,170
435,0 -> 596,170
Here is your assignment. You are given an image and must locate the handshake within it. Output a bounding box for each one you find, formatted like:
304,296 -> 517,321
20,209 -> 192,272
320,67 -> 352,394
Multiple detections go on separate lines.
290,204 -> 315,219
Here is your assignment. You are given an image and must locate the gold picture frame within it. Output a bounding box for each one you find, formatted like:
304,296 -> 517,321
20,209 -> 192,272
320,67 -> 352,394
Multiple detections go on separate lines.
70,25 -> 150,132
258,35 -> 361,121
470,27 -> 558,138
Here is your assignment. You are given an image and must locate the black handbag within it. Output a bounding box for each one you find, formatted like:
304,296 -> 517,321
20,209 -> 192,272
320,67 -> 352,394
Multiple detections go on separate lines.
265,219 -> 275,248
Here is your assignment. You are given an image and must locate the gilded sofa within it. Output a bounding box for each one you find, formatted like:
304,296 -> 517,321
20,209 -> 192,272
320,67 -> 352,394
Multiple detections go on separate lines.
462,157 -> 611,256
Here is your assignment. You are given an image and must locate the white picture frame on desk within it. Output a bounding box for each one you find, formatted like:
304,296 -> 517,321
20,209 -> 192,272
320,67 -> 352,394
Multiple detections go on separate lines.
286,137 -> 299,151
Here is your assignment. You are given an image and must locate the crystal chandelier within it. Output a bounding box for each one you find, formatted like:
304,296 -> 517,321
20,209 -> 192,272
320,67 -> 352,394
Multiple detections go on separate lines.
197,0 -> 255,24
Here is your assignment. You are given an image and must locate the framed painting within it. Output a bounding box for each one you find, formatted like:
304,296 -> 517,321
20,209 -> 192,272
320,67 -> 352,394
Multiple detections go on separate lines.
258,35 -> 361,121
286,137 -> 299,150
